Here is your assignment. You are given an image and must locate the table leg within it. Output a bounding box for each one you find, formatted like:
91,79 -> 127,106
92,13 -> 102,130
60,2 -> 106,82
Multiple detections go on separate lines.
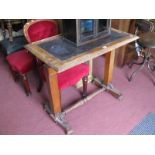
104,50 -> 115,85
103,50 -> 122,99
44,66 -> 73,134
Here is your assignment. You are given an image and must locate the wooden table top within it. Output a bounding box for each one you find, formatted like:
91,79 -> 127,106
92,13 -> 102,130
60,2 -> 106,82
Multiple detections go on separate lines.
25,28 -> 139,73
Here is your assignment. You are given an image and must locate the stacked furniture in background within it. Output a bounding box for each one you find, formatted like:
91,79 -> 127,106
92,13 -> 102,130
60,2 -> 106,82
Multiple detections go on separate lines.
0,19 -> 27,56
128,19 -> 155,84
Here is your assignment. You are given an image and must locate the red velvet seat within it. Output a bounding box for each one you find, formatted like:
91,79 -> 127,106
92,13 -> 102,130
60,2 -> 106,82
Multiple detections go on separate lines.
40,63 -> 89,90
6,49 -> 34,96
6,49 -> 33,74
24,20 -> 89,97
58,63 -> 89,90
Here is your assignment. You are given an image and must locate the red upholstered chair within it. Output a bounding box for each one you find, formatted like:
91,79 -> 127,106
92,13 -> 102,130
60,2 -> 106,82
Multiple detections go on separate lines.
6,49 -> 34,96
24,19 -> 89,97
24,19 -> 59,92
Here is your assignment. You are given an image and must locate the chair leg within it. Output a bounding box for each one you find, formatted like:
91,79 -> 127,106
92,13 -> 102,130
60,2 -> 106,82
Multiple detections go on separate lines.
9,65 -> 18,82
35,59 -> 44,92
128,56 -> 148,82
82,76 -> 88,98
36,66 -> 44,92
20,74 -> 31,96
128,56 -> 145,68
37,79 -> 43,92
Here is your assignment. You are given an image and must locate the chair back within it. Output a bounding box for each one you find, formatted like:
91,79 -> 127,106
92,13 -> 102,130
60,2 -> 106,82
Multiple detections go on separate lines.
135,20 -> 155,35
24,20 -> 58,43
134,20 -> 155,56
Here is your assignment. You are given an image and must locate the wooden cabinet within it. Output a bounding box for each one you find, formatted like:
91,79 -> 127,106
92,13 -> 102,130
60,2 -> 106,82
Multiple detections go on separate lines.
112,19 -> 136,67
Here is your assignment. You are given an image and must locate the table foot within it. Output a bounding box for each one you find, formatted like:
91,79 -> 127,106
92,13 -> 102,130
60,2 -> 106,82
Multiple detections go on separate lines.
105,83 -> 123,100
93,78 -> 123,100
43,102 -> 73,135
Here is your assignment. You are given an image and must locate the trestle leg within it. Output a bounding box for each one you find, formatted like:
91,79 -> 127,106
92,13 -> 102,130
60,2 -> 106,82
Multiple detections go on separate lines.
43,102 -> 73,135
93,78 -> 122,100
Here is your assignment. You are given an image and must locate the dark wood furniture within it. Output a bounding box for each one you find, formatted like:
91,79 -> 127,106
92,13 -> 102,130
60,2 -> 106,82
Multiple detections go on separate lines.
0,19 -> 26,42
0,20 -> 27,56
112,19 -> 134,67
25,28 -> 138,134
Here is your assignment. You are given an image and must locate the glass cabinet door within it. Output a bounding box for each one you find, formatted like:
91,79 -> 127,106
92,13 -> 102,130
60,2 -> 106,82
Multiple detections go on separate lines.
80,19 -> 94,40
98,19 -> 108,32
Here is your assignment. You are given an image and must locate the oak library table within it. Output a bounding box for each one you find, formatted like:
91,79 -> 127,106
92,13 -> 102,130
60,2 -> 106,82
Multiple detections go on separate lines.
25,28 -> 138,134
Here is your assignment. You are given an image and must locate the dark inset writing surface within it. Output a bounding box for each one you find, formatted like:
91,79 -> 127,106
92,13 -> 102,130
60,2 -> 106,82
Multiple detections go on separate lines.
38,30 -> 128,61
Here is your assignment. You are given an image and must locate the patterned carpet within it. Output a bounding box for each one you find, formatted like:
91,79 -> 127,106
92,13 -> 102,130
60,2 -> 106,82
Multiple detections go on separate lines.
129,113 -> 155,135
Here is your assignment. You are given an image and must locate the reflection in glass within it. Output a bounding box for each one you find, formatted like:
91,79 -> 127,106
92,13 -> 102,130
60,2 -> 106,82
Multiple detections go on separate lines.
98,19 -> 107,32
80,19 -> 94,39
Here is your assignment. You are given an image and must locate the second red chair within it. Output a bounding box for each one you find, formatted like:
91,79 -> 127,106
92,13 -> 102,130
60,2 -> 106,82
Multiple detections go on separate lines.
24,19 -> 89,97
6,49 -> 34,96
